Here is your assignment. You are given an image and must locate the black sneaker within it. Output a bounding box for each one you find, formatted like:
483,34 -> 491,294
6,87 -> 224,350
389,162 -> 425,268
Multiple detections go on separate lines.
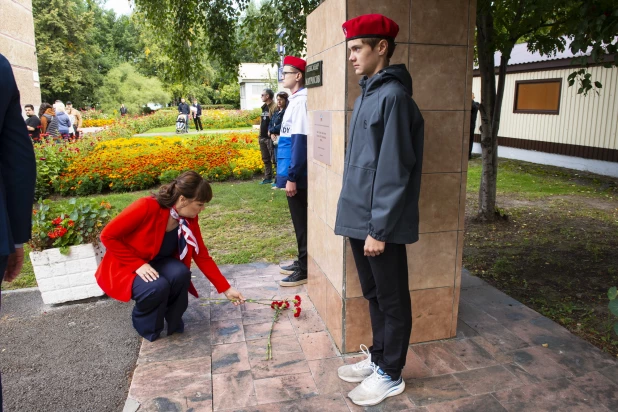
279,269 -> 307,287
280,261 -> 299,275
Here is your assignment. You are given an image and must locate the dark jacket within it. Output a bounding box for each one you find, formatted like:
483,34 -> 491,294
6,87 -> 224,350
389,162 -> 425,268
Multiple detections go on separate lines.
334,64 -> 424,244
120,106 -> 128,115
268,108 -> 286,137
195,103 -> 202,117
0,53 -> 37,257
471,100 -> 480,131
259,101 -> 276,138
178,102 -> 190,115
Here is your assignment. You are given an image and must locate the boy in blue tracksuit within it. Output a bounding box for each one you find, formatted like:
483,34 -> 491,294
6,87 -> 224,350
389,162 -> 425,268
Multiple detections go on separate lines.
276,56 -> 308,286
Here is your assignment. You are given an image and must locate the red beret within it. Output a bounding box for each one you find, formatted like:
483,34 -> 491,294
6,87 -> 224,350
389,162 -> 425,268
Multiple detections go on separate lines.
342,14 -> 399,40
283,56 -> 307,73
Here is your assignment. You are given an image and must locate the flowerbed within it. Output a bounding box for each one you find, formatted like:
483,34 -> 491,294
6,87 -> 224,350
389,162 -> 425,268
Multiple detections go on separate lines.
52,132 -> 263,196
34,109 -> 262,198
82,118 -> 116,127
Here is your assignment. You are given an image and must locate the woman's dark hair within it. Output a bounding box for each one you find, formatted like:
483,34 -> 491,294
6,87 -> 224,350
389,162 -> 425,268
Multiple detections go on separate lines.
276,92 -> 289,108
38,102 -> 52,118
154,171 -> 213,208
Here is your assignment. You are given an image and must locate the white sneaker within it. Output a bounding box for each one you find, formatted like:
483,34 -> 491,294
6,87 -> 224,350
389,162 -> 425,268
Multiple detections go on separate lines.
347,364 -> 405,406
337,344 -> 375,383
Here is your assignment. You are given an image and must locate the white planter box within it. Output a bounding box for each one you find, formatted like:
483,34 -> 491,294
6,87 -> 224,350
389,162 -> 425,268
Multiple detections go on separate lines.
29,243 -> 106,305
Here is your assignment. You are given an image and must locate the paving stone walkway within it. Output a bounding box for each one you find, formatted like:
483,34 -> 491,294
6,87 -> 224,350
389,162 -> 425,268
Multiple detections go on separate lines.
123,263 -> 618,411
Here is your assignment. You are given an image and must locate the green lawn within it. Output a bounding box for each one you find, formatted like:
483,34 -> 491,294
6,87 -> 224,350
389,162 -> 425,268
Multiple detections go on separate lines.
141,125 -> 254,134
2,181 -> 295,290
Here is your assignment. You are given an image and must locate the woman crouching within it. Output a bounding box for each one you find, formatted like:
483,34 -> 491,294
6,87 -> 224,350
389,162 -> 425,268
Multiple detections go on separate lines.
95,171 -> 245,341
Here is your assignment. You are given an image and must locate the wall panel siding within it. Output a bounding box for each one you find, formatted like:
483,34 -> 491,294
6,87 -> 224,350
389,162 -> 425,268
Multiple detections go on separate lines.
472,66 -> 618,150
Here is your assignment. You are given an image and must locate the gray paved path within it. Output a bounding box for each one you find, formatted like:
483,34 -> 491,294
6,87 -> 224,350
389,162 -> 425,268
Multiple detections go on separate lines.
134,128 -> 257,137
0,289 -> 140,412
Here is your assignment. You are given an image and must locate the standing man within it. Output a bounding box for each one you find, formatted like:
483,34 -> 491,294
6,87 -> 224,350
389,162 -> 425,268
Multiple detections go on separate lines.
469,92 -> 480,159
276,57 -> 308,286
192,99 -> 203,131
120,103 -> 128,116
258,89 -> 276,185
334,14 -> 424,407
178,98 -> 190,132
0,53 -> 37,412
24,104 -> 41,142
66,101 -> 82,139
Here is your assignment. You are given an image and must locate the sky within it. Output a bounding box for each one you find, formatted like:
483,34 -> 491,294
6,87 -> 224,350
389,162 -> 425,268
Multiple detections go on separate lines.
103,0 -> 133,16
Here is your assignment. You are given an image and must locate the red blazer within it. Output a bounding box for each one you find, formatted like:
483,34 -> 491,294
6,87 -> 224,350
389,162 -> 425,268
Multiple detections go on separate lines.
95,196 -> 231,302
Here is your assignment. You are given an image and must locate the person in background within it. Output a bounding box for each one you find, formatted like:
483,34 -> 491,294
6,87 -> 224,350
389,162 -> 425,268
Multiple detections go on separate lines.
120,104 -> 128,116
178,98 -> 190,132
469,92 -> 480,159
95,171 -> 245,342
258,89 -> 277,185
54,102 -> 72,140
39,102 -> 59,138
268,91 -> 289,188
66,101 -> 82,139
192,99 -> 203,131
24,104 -> 41,142
0,52 -> 37,412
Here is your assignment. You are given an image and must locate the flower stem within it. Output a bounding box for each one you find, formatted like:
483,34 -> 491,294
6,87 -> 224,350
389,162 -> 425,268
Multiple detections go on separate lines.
266,308 -> 281,360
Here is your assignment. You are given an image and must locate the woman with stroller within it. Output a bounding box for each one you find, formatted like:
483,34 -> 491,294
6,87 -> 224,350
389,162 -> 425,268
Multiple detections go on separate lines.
268,92 -> 288,189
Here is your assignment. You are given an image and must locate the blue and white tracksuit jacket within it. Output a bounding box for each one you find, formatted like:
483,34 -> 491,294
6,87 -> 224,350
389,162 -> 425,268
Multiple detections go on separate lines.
275,88 -> 308,189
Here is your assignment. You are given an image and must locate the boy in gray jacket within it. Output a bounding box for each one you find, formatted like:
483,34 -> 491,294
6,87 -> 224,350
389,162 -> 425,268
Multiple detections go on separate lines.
334,13 -> 424,407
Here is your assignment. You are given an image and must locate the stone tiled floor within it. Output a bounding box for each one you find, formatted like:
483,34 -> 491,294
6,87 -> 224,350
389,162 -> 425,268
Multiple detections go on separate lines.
124,263 -> 618,411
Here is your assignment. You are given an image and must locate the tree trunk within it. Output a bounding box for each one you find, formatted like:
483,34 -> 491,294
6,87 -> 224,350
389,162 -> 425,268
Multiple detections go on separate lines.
475,1 -> 514,221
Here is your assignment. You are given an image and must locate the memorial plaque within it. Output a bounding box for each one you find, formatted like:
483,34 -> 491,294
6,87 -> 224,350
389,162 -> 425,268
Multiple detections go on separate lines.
313,111 -> 331,165
306,61 -> 323,88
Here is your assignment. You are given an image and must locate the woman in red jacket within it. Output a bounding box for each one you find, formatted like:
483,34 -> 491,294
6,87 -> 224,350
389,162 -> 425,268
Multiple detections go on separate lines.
95,171 -> 245,341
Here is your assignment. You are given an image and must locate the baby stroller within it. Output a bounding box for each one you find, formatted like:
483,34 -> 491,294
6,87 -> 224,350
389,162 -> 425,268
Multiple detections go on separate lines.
176,114 -> 188,134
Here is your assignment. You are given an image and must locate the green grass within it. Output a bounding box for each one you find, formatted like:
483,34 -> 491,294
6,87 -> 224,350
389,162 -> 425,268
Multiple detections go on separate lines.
467,157 -> 617,199
141,125 -> 254,134
2,182 -> 294,290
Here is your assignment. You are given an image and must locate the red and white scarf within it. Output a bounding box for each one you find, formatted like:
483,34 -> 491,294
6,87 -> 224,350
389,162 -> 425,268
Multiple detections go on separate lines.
170,207 -> 199,259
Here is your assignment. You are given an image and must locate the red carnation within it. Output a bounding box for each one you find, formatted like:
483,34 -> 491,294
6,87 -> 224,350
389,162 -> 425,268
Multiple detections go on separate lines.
294,295 -> 302,307
271,301 -> 277,309
294,307 -> 302,318
285,301 -> 290,309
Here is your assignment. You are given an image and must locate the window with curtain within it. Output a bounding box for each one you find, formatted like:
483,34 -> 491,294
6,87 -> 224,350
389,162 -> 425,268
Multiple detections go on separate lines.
514,79 -> 562,114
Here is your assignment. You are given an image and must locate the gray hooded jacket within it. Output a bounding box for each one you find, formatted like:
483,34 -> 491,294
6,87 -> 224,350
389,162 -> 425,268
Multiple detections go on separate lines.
334,64 -> 424,244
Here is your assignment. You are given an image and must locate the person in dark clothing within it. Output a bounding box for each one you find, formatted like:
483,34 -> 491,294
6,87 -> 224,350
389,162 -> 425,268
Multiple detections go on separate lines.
24,104 -> 41,142
259,89 -> 277,184
192,99 -> 203,131
0,53 -> 37,412
178,98 -> 190,132
469,92 -> 480,159
120,104 -> 128,116
334,14 -> 424,407
268,92 -> 288,187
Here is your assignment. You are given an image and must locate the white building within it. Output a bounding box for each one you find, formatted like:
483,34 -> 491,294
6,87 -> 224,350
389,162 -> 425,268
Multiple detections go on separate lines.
472,40 -> 618,178
238,63 -> 279,110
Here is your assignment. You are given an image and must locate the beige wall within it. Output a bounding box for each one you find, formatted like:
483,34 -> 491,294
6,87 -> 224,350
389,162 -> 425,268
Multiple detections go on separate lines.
0,0 -> 41,110
306,0 -> 475,352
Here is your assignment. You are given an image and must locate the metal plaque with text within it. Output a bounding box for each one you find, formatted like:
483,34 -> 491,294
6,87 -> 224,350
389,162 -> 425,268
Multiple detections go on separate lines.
313,111 -> 331,165
305,61 -> 323,88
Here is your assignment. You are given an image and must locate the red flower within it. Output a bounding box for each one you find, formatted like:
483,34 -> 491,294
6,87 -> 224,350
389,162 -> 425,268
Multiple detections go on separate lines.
56,227 -> 68,237
271,301 -> 276,309
285,301 -> 290,309
294,295 -> 302,307
52,217 -> 63,225
294,307 -> 302,318
68,220 -> 75,227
